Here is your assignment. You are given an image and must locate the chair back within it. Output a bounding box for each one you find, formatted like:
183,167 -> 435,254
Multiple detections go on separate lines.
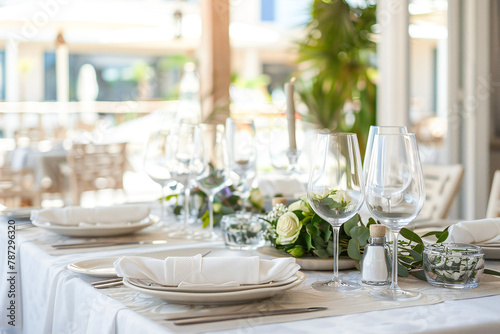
68,142 -> 127,205
0,167 -> 35,207
419,164 -> 464,220
486,170 -> 500,218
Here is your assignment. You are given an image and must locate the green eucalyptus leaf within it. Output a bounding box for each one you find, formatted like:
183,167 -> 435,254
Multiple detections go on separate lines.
410,269 -> 427,281
350,226 -> 370,247
367,217 -> 377,227
324,224 -> 332,242
400,228 -> 424,245
287,246 -> 306,257
347,239 -> 362,261
326,240 -> 333,256
313,248 -> 329,258
304,233 -> 313,251
306,224 -> 319,238
436,230 -> 449,243
484,269 -> 500,277
322,198 -> 334,206
312,214 -> 323,225
313,236 -> 326,248
397,262 -> 409,277
343,214 -> 360,237
293,210 -> 305,221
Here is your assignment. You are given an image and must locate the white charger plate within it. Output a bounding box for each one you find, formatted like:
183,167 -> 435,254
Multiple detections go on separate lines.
257,246 -> 356,271
126,274 -> 299,293
123,271 -> 306,305
33,214 -> 158,237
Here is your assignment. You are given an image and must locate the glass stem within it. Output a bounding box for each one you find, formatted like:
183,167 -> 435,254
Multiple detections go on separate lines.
160,185 -> 167,222
208,194 -> 215,235
183,185 -> 190,229
391,231 -> 399,290
331,224 -> 340,285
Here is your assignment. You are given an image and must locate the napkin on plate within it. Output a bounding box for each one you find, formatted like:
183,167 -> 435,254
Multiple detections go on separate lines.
114,254 -> 300,286
447,218 -> 500,245
30,205 -> 150,226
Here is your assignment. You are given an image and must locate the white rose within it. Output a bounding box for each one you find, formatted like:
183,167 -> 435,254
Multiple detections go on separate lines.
329,190 -> 352,204
276,211 -> 302,245
288,200 -> 310,214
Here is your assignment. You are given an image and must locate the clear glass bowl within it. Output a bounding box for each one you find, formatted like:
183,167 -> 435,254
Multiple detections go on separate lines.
221,213 -> 266,250
423,243 -> 485,289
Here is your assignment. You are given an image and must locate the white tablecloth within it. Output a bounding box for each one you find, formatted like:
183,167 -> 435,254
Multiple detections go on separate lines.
2,219 -> 500,334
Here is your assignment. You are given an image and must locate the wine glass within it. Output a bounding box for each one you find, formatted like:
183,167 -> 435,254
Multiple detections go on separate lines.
163,124 -> 200,238
195,124 -> 230,240
307,132 -> 365,292
144,129 -> 177,225
225,118 -> 257,211
363,126 -> 408,178
365,133 -> 425,301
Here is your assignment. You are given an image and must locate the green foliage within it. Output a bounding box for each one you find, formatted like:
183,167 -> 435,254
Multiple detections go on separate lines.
296,0 -> 377,156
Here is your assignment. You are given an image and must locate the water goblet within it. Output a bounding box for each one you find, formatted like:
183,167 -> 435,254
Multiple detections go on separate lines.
365,133 -> 425,301
307,132 -> 365,292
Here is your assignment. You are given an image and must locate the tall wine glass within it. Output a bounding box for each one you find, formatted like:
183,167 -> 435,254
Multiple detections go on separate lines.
144,129 -> 177,225
307,132 -> 365,292
225,118 -> 257,211
195,124 -> 229,240
363,126 -> 408,178
163,124 -> 200,237
365,133 -> 425,301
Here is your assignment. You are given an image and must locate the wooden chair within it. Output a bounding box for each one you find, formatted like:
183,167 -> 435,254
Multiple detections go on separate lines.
419,164 -> 464,220
67,142 -> 127,205
486,170 -> 500,218
0,167 -> 36,207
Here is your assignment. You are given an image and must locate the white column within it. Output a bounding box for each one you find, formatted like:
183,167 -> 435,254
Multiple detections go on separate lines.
458,0 -> 490,219
5,40 -> 19,102
56,44 -> 69,102
376,0 -> 409,126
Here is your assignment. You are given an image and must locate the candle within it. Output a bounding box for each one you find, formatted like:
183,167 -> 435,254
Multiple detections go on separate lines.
285,77 -> 297,151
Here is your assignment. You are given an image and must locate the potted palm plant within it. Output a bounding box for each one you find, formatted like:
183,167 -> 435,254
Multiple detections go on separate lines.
296,0 -> 377,156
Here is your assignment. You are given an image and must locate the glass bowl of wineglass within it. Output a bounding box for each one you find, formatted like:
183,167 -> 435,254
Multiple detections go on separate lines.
307,132 -> 365,292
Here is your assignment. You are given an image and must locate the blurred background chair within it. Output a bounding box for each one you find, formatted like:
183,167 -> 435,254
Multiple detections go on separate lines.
419,164 -> 464,220
0,167 -> 36,207
486,170 -> 500,218
67,142 -> 127,205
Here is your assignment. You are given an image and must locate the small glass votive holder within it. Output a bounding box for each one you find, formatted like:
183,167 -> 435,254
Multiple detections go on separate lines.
221,213 -> 266,250
423,243 -> 485,289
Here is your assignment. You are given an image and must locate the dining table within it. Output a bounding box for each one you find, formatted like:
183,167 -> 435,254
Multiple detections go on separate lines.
1,214 -> 500,334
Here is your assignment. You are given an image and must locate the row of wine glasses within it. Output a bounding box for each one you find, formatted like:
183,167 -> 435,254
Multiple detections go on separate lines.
307,126 -> 425,301
143,118 -> 257,240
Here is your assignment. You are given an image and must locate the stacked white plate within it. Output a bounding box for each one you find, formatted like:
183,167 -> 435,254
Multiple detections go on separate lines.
122,271 -> 306,305
32,214 -> 159,237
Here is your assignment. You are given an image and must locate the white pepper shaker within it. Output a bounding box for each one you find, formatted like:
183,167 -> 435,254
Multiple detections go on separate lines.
361,224 -> 391,286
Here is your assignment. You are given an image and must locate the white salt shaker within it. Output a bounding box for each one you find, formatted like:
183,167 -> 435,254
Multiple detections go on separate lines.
361,224 -> 391,286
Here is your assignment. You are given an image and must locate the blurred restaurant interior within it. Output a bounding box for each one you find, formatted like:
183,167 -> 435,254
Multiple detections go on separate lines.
0,0 -> 497,220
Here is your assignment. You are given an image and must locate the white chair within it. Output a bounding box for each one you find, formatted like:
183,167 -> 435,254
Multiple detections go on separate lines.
419,164 -> 464,220
67,142 -> 127,205
486,170 -> 500,218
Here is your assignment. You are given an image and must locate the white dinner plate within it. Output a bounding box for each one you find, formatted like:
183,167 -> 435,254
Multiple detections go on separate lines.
32,214 -> 158,237
126,274 -> 299,293
257,246 -> 357,271
67,247 -> 217,277
123,271 -> 306,305
1,207 -> 38,220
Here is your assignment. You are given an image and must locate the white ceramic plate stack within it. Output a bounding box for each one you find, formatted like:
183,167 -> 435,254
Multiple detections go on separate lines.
122,271 -> 306,305
32,215 -> 159,237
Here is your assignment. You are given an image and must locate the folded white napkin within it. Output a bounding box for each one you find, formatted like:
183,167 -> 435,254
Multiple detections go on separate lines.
447,218 -> 500,245
30,205 -> 150,226
114,254 -> 300,286
257,173 -> 306,198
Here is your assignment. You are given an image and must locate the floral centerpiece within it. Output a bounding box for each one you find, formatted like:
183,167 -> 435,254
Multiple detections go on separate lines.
263,195 -> 454,279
